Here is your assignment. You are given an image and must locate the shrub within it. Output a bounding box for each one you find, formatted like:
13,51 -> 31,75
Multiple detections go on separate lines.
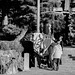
0,42 -> 10,50
0,41 -> 24,53
9,41 -> 24,53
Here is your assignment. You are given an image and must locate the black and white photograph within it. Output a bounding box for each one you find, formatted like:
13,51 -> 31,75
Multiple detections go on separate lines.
0,0 -> 75,75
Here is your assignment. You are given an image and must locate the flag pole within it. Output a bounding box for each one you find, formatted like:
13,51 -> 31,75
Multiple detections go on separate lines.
35,0 -> 40,68
37,0 -> 40,33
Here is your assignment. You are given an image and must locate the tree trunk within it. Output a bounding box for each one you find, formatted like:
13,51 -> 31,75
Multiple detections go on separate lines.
14,28 -> 28,42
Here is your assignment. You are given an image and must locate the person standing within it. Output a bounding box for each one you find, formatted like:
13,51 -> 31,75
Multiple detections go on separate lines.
59,36 -> 63,65
47,41 -> 57,69
21,37 -> 35,68
51,40 -> 63,71
59,36 -> 63,51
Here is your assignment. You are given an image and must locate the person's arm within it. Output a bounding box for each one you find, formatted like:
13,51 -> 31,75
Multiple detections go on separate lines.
61,41 -> 63,51
51,46 -> 56,60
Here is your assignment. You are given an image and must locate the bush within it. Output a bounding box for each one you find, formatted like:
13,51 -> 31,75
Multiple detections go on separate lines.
0,42 -> 10,50
9,41 -> 24,53
0,41 -> 24,53
3,24 -> 21,36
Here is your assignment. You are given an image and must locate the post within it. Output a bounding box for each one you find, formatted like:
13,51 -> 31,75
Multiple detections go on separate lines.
34,0 -> 40,68
35,57 -> 38,68
24,53 -> 30,71
52,12 -> 54,36
37,0 -> 40,33
64,0 -> 70,11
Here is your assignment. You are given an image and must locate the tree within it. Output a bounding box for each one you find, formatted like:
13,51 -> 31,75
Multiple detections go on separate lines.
0,0 -> 37,40
41,0 -> 66,37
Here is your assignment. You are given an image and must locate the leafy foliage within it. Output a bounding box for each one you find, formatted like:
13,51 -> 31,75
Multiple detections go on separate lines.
0,0 -> 37,37
41,0 -> 66,35
3,24 -> 21,36
53,14 -> 66,33
0,41 -> 24,53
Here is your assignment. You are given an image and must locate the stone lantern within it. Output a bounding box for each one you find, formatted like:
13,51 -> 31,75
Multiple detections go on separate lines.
3,15 -> 8,26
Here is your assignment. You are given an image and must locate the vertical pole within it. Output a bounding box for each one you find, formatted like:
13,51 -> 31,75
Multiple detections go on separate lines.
35,0 -> 40,68
64,0 -> 70,11
37,0 -> 40,33
69,0 -> 72,14
24,53 -> 30,71
35,57 -> 38,68
52,12 -> 54,36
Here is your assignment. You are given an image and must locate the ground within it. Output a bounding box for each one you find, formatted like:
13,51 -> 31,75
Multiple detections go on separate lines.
8,47 -> 75,75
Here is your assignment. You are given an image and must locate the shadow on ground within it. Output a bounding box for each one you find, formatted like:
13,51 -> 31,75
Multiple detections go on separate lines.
39,65 -> 53,71
68,54 -> 75,60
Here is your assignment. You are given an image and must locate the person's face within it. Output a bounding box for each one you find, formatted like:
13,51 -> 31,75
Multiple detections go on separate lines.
57,41 -> 60,44
59,36 -> 62,40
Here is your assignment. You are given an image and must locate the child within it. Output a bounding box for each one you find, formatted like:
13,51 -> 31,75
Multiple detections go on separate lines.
51,40 -> 63,71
